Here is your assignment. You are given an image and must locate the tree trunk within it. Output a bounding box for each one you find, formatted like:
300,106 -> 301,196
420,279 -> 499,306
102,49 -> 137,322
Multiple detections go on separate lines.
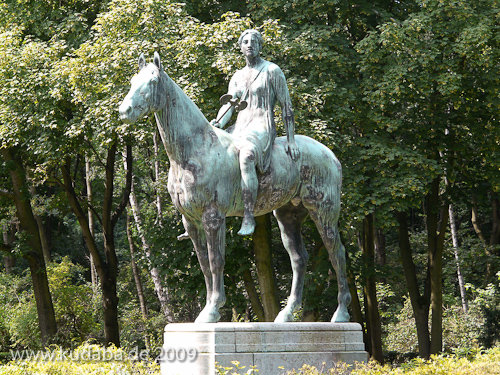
375,228 -> 386,268
362,213 -> 384,364
127,213 -> 150,349
101,272 -> 120,347
85,156 -> 98,290
471,196 -> 487,244
3,223 -> 16,274
396,211 -> 431,358
127,213 -> 148,319
131,135 -> 175,320
100,141 -> 131,347
490,196 -> 500,247
252,213 -> 280,321
426,178 -> 448,355
302,243 -> 327,322
27,180 -> 52,264
345,252 -> 363,326
1,147 -> 57,346
241,267 -> 266,322
449,204 -> 468,312
60,141 -> 132,347
347,264 -> 368,348
153,131 -> 163,223
35,216 -> 51,263
4,254 -> 16,274
127,173 -> 174,321
62,161 -> 120,346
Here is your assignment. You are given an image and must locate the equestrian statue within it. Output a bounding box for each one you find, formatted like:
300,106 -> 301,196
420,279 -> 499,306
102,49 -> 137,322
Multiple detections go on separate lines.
119,29 -> 351,324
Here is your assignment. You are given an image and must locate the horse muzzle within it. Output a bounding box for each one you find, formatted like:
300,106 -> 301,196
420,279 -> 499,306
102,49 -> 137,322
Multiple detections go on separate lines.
119,105 -> 135,124
119,96 -> 144,124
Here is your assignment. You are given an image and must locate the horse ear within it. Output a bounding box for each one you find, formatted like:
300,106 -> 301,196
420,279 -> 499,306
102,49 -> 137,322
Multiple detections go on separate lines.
153,51 -> 162,71
138,53 -> 146,70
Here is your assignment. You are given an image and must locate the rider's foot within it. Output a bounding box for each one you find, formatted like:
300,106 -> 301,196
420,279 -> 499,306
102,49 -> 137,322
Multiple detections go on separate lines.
238,216 -> 255,236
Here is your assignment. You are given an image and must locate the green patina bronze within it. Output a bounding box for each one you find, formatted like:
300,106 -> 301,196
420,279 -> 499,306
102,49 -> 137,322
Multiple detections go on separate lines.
119,30 -> 350,323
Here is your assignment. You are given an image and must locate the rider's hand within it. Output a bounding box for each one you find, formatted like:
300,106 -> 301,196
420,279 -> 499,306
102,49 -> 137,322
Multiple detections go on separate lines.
286,141 -> 300,161
210,119 -> 221,128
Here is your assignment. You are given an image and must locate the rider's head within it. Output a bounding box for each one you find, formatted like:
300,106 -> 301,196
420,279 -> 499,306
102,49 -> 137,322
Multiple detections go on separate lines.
238,29 -> 263,52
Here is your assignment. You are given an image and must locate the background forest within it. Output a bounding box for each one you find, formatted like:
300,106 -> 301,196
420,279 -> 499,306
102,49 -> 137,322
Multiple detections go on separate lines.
1,0 -> 500,365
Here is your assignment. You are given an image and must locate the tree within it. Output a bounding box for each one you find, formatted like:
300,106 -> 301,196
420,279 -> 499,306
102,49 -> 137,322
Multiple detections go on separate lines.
0,0 -> 107,345
356,0 -> 500,357
58,142 -> 132,347
0,148 -> 58,346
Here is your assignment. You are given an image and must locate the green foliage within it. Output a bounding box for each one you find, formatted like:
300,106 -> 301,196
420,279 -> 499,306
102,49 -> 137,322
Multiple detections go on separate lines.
0,259 -> 99,352
5,298 -> 41,351
0,0 -> 99,46
117,266 -> 165,351
215,348 -> 500,374
384,297 -> 482,356
0,271 -> 42,350
47,258 -> 100,347
356,0 -> 500,201
216,360 -> 259,375
0,343 -> 160,374
469,272 -> 500,348
2,347 -> 500,374
2,0 -> 500,365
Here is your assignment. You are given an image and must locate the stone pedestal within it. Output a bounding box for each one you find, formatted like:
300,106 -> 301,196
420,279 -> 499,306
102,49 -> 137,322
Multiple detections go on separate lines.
160,322 -> 368,375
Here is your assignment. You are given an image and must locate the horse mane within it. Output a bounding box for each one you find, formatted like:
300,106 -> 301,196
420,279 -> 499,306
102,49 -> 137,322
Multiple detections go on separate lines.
154,68 -> 216,162
157,70 -> 210,130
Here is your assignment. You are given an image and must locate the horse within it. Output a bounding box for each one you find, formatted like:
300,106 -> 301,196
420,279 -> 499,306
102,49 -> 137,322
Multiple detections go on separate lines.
119,52 -> 351,323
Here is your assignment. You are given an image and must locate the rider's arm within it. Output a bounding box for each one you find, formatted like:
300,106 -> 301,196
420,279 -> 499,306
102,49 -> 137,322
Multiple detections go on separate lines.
211,74 -> 239,129
212,103 -> 234,129
272,66 -> 300,160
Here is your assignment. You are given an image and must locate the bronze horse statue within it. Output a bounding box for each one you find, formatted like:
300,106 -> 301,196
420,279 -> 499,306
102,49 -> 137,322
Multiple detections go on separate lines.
119,52 -> 351,323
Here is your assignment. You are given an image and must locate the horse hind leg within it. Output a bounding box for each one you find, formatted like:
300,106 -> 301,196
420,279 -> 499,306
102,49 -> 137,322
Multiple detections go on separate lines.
273,202 -> 309,322
309,210 -> 351,323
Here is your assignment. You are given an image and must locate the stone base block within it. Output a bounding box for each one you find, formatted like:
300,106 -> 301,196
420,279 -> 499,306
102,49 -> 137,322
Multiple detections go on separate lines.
160,322 -> 368,375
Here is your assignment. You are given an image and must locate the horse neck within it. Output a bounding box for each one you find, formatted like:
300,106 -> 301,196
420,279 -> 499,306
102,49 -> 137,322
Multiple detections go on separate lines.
155,72 -> 211,165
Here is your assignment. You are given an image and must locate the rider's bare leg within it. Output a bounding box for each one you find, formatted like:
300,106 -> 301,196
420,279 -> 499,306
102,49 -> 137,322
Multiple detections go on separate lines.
238,147 -> 258,236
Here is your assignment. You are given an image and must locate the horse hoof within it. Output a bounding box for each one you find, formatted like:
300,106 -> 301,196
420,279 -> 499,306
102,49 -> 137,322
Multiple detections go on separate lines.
195,308 -> 220,323
274,310 -> 293,323
331,309 -> 350,323
238,217 -> 255,236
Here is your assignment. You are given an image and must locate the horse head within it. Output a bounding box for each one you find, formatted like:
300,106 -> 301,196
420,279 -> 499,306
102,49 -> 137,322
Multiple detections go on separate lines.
119,52 -> 167,124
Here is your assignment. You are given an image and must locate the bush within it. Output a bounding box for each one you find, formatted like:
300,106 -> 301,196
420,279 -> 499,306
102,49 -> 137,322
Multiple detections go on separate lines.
3,344 -> 500,375
384,296 -> 484,357
0,258 -> 100,352
0,271 -> 42,351
383,297 -> 418,354
47,258 -> 101,347
0,343 -> 160,374
5,300 -> 41,350
471,272 -> 500,348
442,304 -> 482,355
215,348 -> 500,374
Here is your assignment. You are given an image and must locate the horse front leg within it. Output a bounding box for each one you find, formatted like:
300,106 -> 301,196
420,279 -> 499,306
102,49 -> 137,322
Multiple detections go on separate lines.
182,216 -> 214,321
195,206 -> 226,323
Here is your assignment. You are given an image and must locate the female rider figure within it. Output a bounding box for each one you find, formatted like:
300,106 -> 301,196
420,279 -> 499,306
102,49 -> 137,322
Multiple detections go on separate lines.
211,29 -> 300,236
